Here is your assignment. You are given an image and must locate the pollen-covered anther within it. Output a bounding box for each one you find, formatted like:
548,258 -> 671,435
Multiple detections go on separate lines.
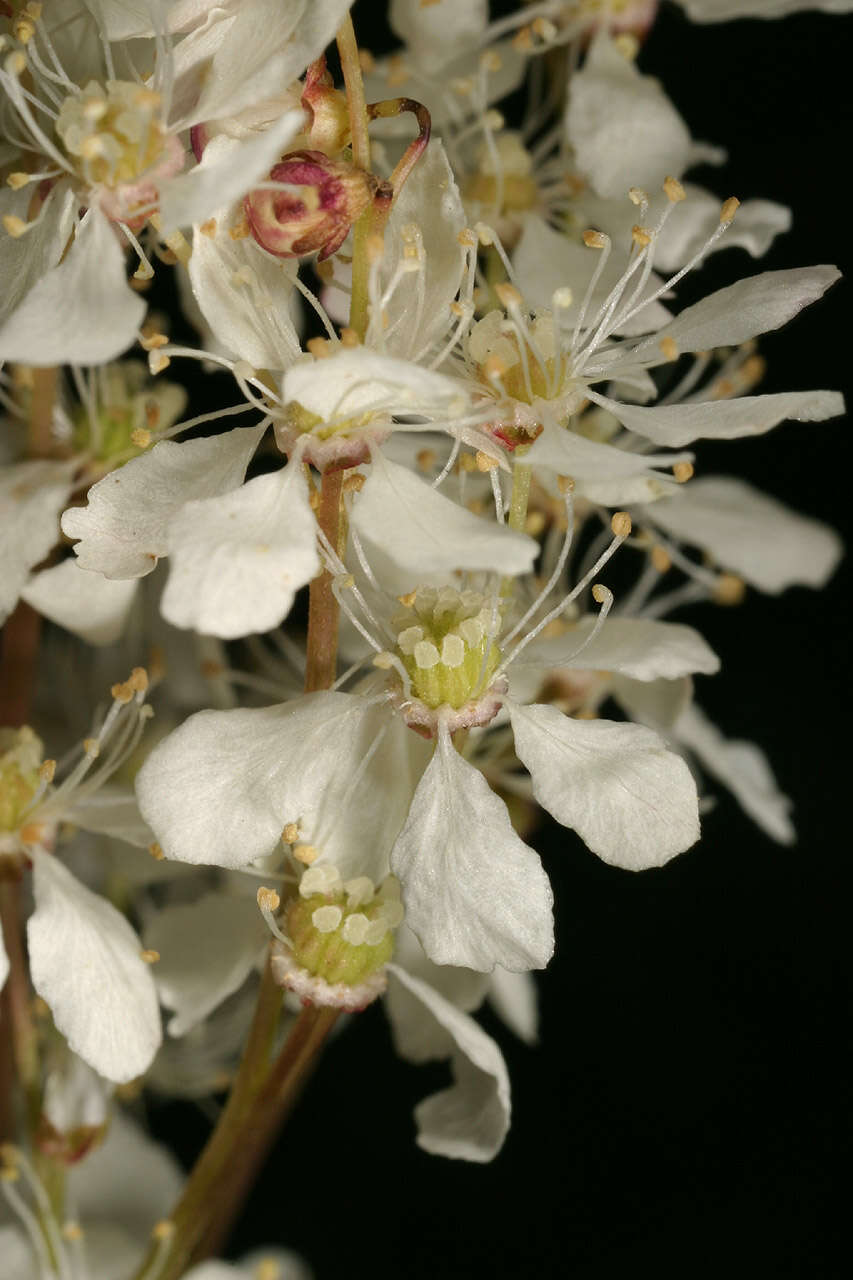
659,336 -> 679,362
591,583 -> 610,604
306,337 -> 332,359
83,738 -> 100,759
651,545 -> 672,573
632,224 -> 652,248
281,822 -> 300,845
673,461 -> 694,483
293,844 -> 319,865
552,287 -> 574,309
720,197 -> 740,225
628,186 -> 648,206
140,949 -> 160,964
131,428 -> 151,448
257,887 -> 281,914
557,474 -> 575,495
495,282 -> 524,311
2,215 -> 29,238
475,450 -> 500,472
611,511 -> 632,537
6,172 -> 31,190
39,759 -> 56,783
148,842 -> 165,861
714,573 -> 746,606
61,1222 -> 84,1243
583,229 -> 608,249
152,1221 -> 175,1242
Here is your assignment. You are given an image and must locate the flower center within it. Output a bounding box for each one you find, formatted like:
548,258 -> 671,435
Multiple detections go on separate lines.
393,586 -> 502,710
56,80 -> 168,191
0,727 -> 42,834
71,361 -> 186,468
464,132 -> 540,218
286,866 -> 403,987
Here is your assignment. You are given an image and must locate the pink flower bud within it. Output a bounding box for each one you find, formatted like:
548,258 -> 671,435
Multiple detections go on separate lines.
244,150 -> 382,260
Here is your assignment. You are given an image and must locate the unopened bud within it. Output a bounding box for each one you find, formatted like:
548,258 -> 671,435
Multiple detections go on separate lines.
245,150 -> 381,260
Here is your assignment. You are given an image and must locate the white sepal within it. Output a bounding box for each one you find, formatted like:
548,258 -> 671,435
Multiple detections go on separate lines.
62,425 -> 266,578
391,725 -> 554,972
387,961 -> 511,1162
27,850 -> 161,1083
352,453 -> 537,577
508,701 -> 700,869
143,894 -> 267,1035
0,210 -> 145,366
161,462 -> 319,638
21,559 -> 138,645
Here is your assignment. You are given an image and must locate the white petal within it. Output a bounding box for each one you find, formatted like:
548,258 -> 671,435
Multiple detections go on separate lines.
352,453 -> 537,577
28,850 -> 161,1082
517,617 -> 720,681
143,894 -> 267,1036
389,0 -> 488,71
161,463 -> 319,638
0,460 -> 73,623
391,726 -> 554,972
525,422 -> 683,504
21,559 -> 138,645
653,187 -> 791,273
0,209 -> 145,365
61,425 -> 266,578
0,185 -> 76,326
159,109 -> 305,231
645,475 -> 843,593
612,673 -> 693,731
488,968 -> 538,1045
513,215 -> 671,335
385,924 -> 490,1062
282,348 -> 467,422
69,1108 -> 184,1239
387,962 -> 510,1162
565,34 -> 691,198
679,0 -> 853,18
654,265 -> 841,357
0,1229 -> 35,1280
508,701 -> 700,869
675,704 -> 794,844
64,786 -> 153,848
593,389 -> 844,447
189,212 -> 301,369
136,694 -> 407,880
378,139 -> 467,360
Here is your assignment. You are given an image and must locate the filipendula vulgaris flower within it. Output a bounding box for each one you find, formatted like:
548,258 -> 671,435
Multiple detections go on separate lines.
0,669 -> 161,1083
60,135 -> 540,638
0,359 -> 189,639
0,0 -> 353,365
135,485 -> 703,976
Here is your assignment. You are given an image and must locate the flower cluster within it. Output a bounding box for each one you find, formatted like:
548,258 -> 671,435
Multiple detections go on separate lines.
0,1 -> 848,1276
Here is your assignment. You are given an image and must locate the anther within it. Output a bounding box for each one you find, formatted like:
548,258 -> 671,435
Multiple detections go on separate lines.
659,336 -> 679,362
293,844 -> 320,865
148,352 -> 171,375
140,949 -> 160,964
475,450 -> 500,471
2,215 -> 29,238
714,573 -> 746,605
495,282 -> 524,310
281,823 -> 299,844
83,738 -> 100,757
312,905 -> 342,933
257,887 -> 281,913
131,428 -> 152,448
306,337 -> 332,359
631,225 -> 652,247
673,461 -> 694,483
6,173 -> 30,190
557,474 -> 575,495
152,1221 -> 175,1241
552,287 -> 573,309
481,51 -> 503,74
199,219 -> 217,237
720,197 -> 740,225
62,1221 -> 84,1242
628,187 -> 648,206
340,326 -> 360,348
611,511 -> 632,537
664,176 -> 686,203
39,759 -> 56,783
651,545 -> 672,573
583,229 -> 607,249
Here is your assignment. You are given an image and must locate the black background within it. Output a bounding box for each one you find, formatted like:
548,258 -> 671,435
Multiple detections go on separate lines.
149,4 -> 853,1277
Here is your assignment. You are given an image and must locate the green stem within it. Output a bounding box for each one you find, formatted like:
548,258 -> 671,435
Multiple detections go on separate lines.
337,13 -> 372,338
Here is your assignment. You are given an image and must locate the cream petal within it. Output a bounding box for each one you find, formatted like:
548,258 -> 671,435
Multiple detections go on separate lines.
508,701 -> 700,869
161,463 -> 320,639
391,726 -> 554,972
61,425 -> 266,578
28,850 -> 161,1083
387,962 -> 511,1162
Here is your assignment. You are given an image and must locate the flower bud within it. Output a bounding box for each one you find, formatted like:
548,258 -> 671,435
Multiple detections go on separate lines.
245,151 -> 382,260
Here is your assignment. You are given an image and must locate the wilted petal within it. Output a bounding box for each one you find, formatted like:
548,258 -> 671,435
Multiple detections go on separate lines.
0,209 -> 145,366
508,701 -> 700,869
62,425 -> 266,578
161,463 -> 320,638
566,34 -> 691,198
21,559 -> 138,645
387,962 -> 510,1162
675,703 -> 795,843
391,726 -> 554,972
144,894 -> 267,1035
352,453 -> 537,578
644,475 -> 843,593
593,389 -> 844,447
28,850 -> 161,1083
